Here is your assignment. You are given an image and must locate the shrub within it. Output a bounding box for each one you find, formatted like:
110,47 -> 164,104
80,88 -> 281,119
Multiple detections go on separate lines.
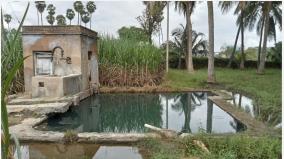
169,57 -> 281,69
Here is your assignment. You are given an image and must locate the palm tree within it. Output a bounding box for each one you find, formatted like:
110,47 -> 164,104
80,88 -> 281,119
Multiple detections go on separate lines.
81,9 -> 90,27
73,1 -> 84,25
4,14 -> 12,30
175,2 -> 196,73
166,2 -> 169,73
86,1 -> 96,29
47,4 -> 55,15
244,2 -> 282,68
46,14 -> 55,25
170,24 -> 207,68
257,2 -> 272,74
66,9 -> 75,25
207,1 -> 215,83
56,15 -> 66,26
219,1 -> 248,69
46,4 -> 56,25
35,1 -> 46,25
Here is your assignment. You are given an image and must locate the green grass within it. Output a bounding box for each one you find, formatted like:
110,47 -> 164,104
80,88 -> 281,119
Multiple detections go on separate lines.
140,135 -> 281,159
163,68 -> 281,125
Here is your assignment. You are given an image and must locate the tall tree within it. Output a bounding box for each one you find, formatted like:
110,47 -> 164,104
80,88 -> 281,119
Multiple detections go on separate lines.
168,25 -> 207,69
46,14 -> 55,25
175,2 -> 196,73
81,9 -> 90,27
207,1 -> 215,83
257,2 -> 272,74
118,26 -> 148,42
35,1 -> 46,25
56,15 -> 66,25
3,14 -> 12,30
166,2 -> 169,73
66,9 -> 75,25
73,1 -> 84,25
137,1 -> 166,44
244,1 -> 282,67
219,1 -> 248,69
86,1 -> 96,29
46,4 -> 56,25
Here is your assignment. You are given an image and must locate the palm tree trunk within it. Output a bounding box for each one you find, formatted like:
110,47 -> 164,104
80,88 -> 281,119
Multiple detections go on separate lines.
70,20 -> 71,25
257,2 -> 271,74
227,25 -> 241,68
41,13 -> 43,26
238,94 -> 242,108
257,18 -> 265,68
166,2 -> 169,73
207,1 -> 215,83
206,98 -> 213,133
37,11 -> 39,25
78,13 -> 79,25
240,11 -> 245,69
90,14 -> 92,29
186,2 -> 194,73
178,55 -> 182,69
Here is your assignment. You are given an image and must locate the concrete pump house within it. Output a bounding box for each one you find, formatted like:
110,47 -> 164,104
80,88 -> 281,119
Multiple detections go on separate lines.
22,26 -> 99,98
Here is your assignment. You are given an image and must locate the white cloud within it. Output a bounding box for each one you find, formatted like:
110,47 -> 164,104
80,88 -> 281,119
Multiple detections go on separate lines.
1,1 -> 282,51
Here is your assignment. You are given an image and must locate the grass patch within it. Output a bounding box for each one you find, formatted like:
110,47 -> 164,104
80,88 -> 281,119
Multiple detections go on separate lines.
139,135 -> 281,159
63,130 -> 78,144
163,68 -> 281,125
183,135 -> 281,159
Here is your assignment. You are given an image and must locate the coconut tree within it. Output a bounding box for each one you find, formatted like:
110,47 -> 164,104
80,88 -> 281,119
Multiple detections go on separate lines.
46,4 -> 56,25
56,15 -> 66,26
219,1 -> 248,69
81,9 -> 90,27
66,9 -> 75,25
73,1 -> 84,25
170,24 -> 207,68
257,2 -> 272,74
166,2 -> 169,73
4,14 -> 12,30
86,1 -> 96,29
244,1 -> 282,68
175,2 -> 196,73
207,1 -> 215,83
35,1 -> 46,25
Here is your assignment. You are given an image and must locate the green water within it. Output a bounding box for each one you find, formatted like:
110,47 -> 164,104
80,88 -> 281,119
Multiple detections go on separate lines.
37,92 -> 246,133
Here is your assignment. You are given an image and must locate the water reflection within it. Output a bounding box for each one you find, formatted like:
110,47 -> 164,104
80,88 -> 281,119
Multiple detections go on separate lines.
229,93 -> 259,118
18,143 -> 143,159
37,92 -> 246,133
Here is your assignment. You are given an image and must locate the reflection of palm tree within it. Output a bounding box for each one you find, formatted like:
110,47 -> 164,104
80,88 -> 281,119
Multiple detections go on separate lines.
171,92 -> 206,112
167,92 -> 206,133
238,94 -> 242,108
182,92 -> 192,133
206,98 -> 213,133
229,119 -> 246,132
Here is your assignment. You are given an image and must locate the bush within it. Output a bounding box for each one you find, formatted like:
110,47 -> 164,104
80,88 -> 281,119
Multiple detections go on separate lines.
98,35 -> 164,87
169,57 -> 281,69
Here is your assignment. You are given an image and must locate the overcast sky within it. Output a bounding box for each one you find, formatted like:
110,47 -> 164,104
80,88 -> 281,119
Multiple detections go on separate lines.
1,1 -> 282,52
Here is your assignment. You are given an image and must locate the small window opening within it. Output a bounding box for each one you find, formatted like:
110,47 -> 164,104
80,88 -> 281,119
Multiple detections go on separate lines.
39,82 -> 44,87
88,51 -> 92,60
35,52 -> 53,75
